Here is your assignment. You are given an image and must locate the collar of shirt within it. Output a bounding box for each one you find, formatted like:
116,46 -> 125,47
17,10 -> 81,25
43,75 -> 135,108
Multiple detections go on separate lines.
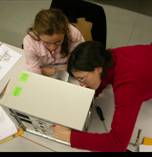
39,41 -> 61,57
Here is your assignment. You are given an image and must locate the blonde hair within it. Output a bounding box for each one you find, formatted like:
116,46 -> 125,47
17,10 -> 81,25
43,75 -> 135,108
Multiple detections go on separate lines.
28,8 -> 70,57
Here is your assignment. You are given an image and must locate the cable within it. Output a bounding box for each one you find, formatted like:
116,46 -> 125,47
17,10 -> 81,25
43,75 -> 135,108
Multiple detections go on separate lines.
95,106 -> 108,132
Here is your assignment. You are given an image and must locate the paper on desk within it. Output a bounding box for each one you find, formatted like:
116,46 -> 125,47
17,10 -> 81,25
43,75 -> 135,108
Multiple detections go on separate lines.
0,44 -> 22,80
0,44 -> 22,93
139,144 -> 152,152
0,106 -> 17,141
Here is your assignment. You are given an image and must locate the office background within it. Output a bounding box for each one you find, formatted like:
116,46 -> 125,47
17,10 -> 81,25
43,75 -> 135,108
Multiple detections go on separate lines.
0,0 -> 152,49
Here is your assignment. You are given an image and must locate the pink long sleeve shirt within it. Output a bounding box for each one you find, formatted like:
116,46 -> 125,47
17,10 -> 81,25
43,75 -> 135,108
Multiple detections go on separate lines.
71,44 -> 152,152
23,24 -> 84,74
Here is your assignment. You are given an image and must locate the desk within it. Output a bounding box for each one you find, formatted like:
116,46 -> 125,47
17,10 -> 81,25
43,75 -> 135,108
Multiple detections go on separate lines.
2,42 -> 150,152
0,42 -> 106,152
0,105 -> 107,152
0,131 -> 89,152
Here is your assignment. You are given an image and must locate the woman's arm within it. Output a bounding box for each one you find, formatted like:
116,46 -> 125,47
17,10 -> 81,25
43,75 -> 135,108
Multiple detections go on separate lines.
52,125 -> 71,143
23,35 -> 42,74
70,82 -> 143,152
52,82 -> 143,152
68,24 -> 85,52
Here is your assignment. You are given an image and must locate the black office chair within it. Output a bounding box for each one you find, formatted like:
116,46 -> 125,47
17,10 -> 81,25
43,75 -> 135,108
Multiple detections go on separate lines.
51,0 -> 107,130
50,0 -> 107,49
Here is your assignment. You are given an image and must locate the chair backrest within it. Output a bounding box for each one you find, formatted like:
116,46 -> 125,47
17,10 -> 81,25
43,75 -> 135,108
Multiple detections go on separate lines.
51,0 -> 107,49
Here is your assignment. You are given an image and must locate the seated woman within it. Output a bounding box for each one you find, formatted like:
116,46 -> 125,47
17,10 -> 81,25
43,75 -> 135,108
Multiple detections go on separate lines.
51,41 -> 152,152
23,8 -> 84,76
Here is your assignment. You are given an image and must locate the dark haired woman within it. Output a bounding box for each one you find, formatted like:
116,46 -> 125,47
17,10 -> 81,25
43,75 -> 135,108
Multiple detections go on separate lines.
52,41 -> 152,152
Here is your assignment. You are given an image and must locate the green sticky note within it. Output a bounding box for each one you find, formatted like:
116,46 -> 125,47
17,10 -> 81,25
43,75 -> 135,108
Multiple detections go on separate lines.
13,87 -> 22,96
19,72 -> 29,82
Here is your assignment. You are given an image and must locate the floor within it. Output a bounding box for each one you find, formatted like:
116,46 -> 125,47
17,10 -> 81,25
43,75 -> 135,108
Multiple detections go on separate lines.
91,0 -> 152,48
0,0 -> 52,47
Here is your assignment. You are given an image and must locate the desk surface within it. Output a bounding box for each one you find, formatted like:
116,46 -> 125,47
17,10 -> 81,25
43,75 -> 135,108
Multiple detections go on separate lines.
0,42 -> 145,152
0,105 -> 106,152
0,42 -> 105,152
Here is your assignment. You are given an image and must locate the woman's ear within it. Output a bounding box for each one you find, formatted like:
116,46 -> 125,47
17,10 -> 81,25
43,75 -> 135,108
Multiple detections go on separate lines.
95,67 -> 103,74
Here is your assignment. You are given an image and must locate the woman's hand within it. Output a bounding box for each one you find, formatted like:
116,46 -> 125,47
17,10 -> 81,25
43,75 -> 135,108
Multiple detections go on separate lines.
41,67 -> 56,76
51,124 -> 71,143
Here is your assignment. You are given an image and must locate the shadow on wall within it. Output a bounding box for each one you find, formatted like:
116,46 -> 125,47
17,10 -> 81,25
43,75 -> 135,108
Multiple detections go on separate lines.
93,0 -> 152,17
0,0 -> 52,47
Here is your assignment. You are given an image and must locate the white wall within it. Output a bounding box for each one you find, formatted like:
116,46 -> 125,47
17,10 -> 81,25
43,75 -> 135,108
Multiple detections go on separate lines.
0,0 -> 52,47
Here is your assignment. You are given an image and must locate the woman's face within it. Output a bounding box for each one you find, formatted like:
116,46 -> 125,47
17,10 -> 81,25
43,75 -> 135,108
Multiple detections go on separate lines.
39,33 -> 64,52
72,67 -> 102,90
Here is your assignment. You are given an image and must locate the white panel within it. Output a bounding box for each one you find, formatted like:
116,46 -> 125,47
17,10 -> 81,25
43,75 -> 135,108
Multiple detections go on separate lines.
1,71 -> 94,131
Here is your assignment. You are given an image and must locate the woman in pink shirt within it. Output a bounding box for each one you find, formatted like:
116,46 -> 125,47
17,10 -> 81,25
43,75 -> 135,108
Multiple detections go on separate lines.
52,41 -> 152,152
23,8 -> 84,76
